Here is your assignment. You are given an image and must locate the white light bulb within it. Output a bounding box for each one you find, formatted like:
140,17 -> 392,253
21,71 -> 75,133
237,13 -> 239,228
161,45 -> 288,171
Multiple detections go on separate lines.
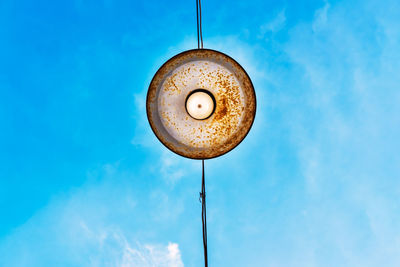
185,90 -> 215,120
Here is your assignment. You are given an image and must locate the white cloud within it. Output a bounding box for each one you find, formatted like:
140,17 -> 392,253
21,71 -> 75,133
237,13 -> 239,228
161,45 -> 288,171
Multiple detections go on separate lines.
121,242 -> 183,267
258,9 -> 287,38
0,164 -> 185,267
273,0 -> 400,265
312,2 -> 330,32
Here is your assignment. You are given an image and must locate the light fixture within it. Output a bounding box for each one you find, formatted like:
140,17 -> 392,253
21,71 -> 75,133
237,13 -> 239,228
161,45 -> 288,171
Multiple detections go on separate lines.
146,49 -> 256,159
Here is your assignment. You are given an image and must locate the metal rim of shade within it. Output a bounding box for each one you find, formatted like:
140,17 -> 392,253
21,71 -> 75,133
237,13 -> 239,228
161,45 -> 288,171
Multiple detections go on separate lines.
146,48 -> 256,160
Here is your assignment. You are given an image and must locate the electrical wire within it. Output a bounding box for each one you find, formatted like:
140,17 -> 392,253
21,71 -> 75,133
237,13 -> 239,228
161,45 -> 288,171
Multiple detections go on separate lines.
200,159 -> 208,267
197,1 -> 207,265
196,0 -> 204,49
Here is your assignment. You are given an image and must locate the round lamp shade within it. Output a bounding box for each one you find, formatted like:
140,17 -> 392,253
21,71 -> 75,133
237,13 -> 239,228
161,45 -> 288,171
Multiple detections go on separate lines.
146,49 -> 256,159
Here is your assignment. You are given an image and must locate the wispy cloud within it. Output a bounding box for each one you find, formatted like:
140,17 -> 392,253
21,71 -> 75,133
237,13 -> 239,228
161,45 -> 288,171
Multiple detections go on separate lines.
121,242 -> 183,267
273,0 -> 400,265
258,9 -> 287,38
0,163 -> 185,266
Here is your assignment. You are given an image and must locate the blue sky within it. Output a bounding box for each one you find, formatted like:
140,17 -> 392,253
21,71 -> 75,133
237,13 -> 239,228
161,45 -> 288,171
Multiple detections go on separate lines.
1,0 -> 400,266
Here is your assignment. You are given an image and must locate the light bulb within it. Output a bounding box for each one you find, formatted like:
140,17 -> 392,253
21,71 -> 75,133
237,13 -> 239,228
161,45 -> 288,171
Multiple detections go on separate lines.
185,89 -> 216,120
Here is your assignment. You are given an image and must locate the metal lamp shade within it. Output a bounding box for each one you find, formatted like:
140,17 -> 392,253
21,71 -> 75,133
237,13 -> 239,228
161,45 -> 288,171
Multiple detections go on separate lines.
146,49 -> 256,159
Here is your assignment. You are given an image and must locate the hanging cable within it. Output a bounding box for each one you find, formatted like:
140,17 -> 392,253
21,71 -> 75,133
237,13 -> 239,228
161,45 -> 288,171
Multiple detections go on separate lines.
196,0 -> 204,49
200,159 -> 208,267
197,1 -> 207,266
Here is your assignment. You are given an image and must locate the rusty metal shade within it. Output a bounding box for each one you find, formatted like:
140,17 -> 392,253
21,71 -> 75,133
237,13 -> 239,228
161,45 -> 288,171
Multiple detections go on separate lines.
146,49 -> 256,159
